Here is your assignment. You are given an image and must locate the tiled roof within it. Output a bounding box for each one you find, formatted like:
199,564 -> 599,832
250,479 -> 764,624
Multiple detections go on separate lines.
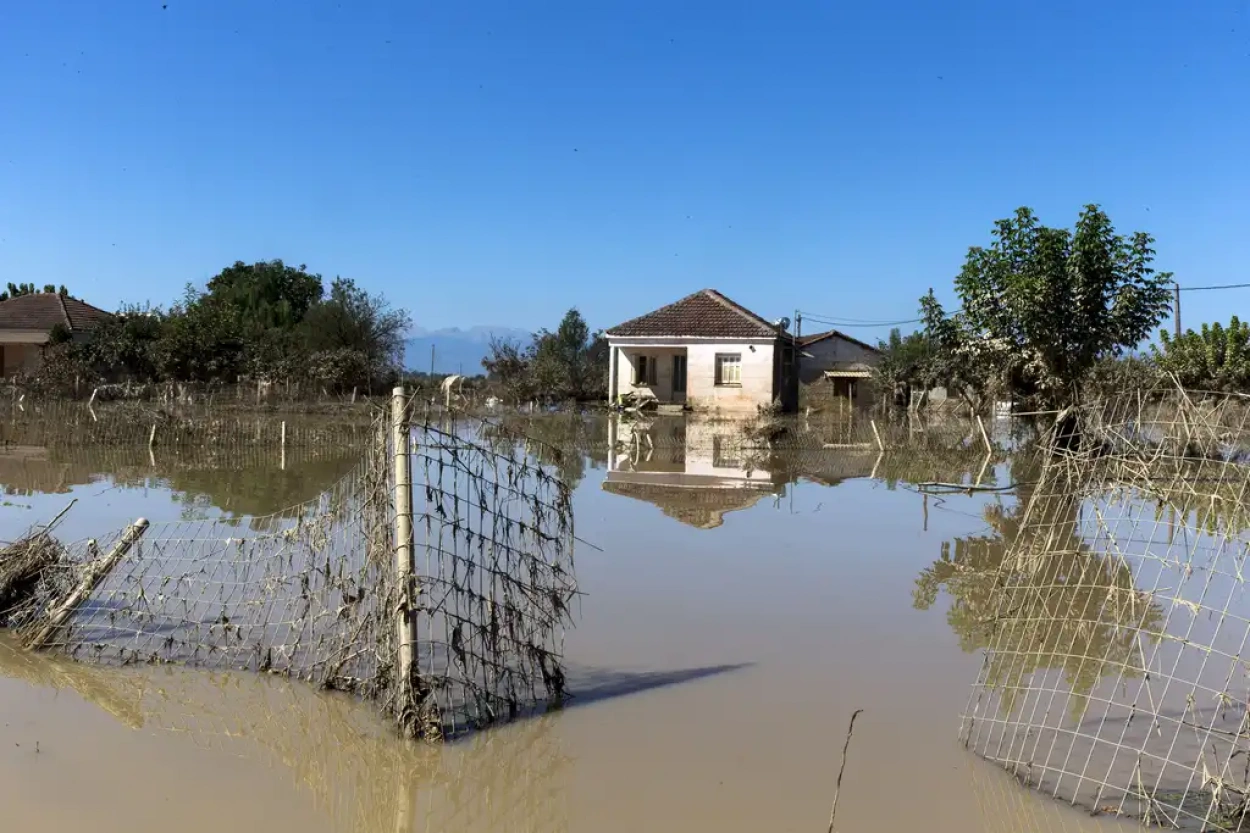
606,289 -> 781,339
798,329 -> 880,352
601,480 -> 776,529
0,293 -> 112,332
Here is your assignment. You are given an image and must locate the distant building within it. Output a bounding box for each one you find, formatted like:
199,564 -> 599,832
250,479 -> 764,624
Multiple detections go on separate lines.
0,292 -> 112,376
604,289 -> 798,414
796,328 -> 882,410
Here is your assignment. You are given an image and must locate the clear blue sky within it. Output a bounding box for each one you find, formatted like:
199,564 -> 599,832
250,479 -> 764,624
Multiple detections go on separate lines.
1,0 -> 1247,341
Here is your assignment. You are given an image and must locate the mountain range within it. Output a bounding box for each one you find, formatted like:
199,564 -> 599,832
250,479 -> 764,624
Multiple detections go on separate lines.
403,325 -> 532,375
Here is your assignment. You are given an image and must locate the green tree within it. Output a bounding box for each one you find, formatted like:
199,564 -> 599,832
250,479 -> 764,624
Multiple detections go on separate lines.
299,278 -> 411,389
874,327 -> 940,411
482,309 -> 607,404
1152,317 -> 1250,392
921,205 -> 1173,411
204,260 -> 324,330
482,336 -> 536,403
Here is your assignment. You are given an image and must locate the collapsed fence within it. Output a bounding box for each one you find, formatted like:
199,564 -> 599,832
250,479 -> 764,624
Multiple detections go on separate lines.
961,386 -> 1250,830
0,388 -> 578,741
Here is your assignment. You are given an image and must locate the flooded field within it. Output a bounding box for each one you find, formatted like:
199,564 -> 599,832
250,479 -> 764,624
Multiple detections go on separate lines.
0,410 -> 1153,831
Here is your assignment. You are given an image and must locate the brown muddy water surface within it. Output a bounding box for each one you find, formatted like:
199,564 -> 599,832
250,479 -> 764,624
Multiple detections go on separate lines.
0,416 -> 1140,832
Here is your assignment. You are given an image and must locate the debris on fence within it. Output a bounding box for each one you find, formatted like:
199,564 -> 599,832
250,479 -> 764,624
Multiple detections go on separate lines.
0,532 -> 67,628
1,389 -> 579,742
961,384 -> 1250,831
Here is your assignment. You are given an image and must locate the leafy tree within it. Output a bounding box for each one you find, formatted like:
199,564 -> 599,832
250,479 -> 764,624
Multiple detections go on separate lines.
1081,353 -> 1161,399
482,336 -> 537,402
153,294 -> 245,382
874,328 -> 940,411
1152,317 -> 1250,392
300,278 -> 410,389
0,282 -> 66,301
204,260 -> 324,330
921,205 -> 1173,411
482,309 -> 607,403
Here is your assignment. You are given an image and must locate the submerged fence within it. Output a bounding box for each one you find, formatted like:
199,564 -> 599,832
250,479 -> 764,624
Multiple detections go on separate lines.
961,387 -> 1250,830
0,388 -> 578,741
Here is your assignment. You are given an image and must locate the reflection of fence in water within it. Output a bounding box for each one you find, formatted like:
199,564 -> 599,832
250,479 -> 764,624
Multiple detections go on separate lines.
5,398 -> 577,742
0,636 -> 570,833
0,399 -> 374,448
962,388 -> 1250,831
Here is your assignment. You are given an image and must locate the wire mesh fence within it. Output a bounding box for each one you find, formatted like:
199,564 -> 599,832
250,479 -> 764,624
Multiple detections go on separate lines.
0,397 -> 374,448
0,390 -> 578,742
961,385 -> 1250,830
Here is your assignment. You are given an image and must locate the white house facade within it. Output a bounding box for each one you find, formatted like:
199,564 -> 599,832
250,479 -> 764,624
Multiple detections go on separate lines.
604,289 -> 798,414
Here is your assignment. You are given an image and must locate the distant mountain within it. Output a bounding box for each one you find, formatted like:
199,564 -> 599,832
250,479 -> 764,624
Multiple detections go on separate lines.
404,326 -> 532,375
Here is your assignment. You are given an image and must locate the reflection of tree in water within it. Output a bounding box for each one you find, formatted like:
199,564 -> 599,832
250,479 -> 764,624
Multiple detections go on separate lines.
479,412 -> 608,492
150,456 -> 361,519
914,456 -> 1164,722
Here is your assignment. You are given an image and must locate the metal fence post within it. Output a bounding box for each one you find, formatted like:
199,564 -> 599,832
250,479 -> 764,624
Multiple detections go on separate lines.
391,386 -> 417,733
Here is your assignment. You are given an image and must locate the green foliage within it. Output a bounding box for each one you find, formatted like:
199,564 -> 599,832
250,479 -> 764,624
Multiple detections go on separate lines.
922,205 -> 1173,410
48,261 -> 408,394
482,309 -> 606,403
1153,317 -> 1250,392
1082,353 -> 1161,399
47,323 -> 72,345
204,260 -> 324,330
300,278 -> 410,386
0,283 -> 68,302
874,327 -> 942,410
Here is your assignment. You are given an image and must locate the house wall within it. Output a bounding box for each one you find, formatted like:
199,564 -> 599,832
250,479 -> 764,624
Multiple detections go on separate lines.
0,342 -> 44,376
611,339 -> 780,413
798,336 -> 879,384
685,341 -> 775,413
614,347 -> 686,403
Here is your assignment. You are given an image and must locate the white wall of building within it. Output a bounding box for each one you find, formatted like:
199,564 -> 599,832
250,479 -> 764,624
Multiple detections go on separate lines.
609,338 -> 776,413
685,341 -> 775,412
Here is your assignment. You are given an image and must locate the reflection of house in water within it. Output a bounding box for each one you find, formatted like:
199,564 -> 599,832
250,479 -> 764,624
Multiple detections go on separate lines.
604,417 -> 786,530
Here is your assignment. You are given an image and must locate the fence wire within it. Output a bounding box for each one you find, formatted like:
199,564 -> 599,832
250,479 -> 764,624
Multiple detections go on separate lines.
961,386 -> 1250,830
0,402 -> 577,742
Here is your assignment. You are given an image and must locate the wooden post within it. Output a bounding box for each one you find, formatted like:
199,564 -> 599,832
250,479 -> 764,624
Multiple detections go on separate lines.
870,419 -> 884,452
976,415 -> 992,453
391,386 -> 417,732
280,421 -> 287,471
25,518 -> 150,649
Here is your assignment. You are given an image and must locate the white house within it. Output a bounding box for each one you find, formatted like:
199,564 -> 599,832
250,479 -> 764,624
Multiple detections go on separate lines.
604,289 -> 798,414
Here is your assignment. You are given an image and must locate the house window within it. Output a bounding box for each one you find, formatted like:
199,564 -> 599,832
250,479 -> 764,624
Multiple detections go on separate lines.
633,355 -> 657,386
672,355 -> 687,393
715,353 -> 742,386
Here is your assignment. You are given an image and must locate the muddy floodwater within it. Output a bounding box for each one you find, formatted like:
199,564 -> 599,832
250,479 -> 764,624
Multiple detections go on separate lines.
0,416 -> 1141,832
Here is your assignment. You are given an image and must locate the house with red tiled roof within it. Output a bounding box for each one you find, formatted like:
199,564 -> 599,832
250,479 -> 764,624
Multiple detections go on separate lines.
0,292 -> 113,376
604,289 -> 798,413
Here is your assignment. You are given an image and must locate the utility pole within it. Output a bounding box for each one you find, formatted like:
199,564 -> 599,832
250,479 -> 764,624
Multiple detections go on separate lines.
795,310 -> 802,341
1174,281 -> 1182,338
429,344 -> 436,377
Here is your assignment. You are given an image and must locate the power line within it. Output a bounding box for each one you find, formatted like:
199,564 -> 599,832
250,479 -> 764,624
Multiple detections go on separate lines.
799,311 -> 924,328
798,282 -> 1249,333
1179,282 -> 1250,292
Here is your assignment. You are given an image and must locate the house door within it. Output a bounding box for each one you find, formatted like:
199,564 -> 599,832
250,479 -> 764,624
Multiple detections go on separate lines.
672,355 -> 687,395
